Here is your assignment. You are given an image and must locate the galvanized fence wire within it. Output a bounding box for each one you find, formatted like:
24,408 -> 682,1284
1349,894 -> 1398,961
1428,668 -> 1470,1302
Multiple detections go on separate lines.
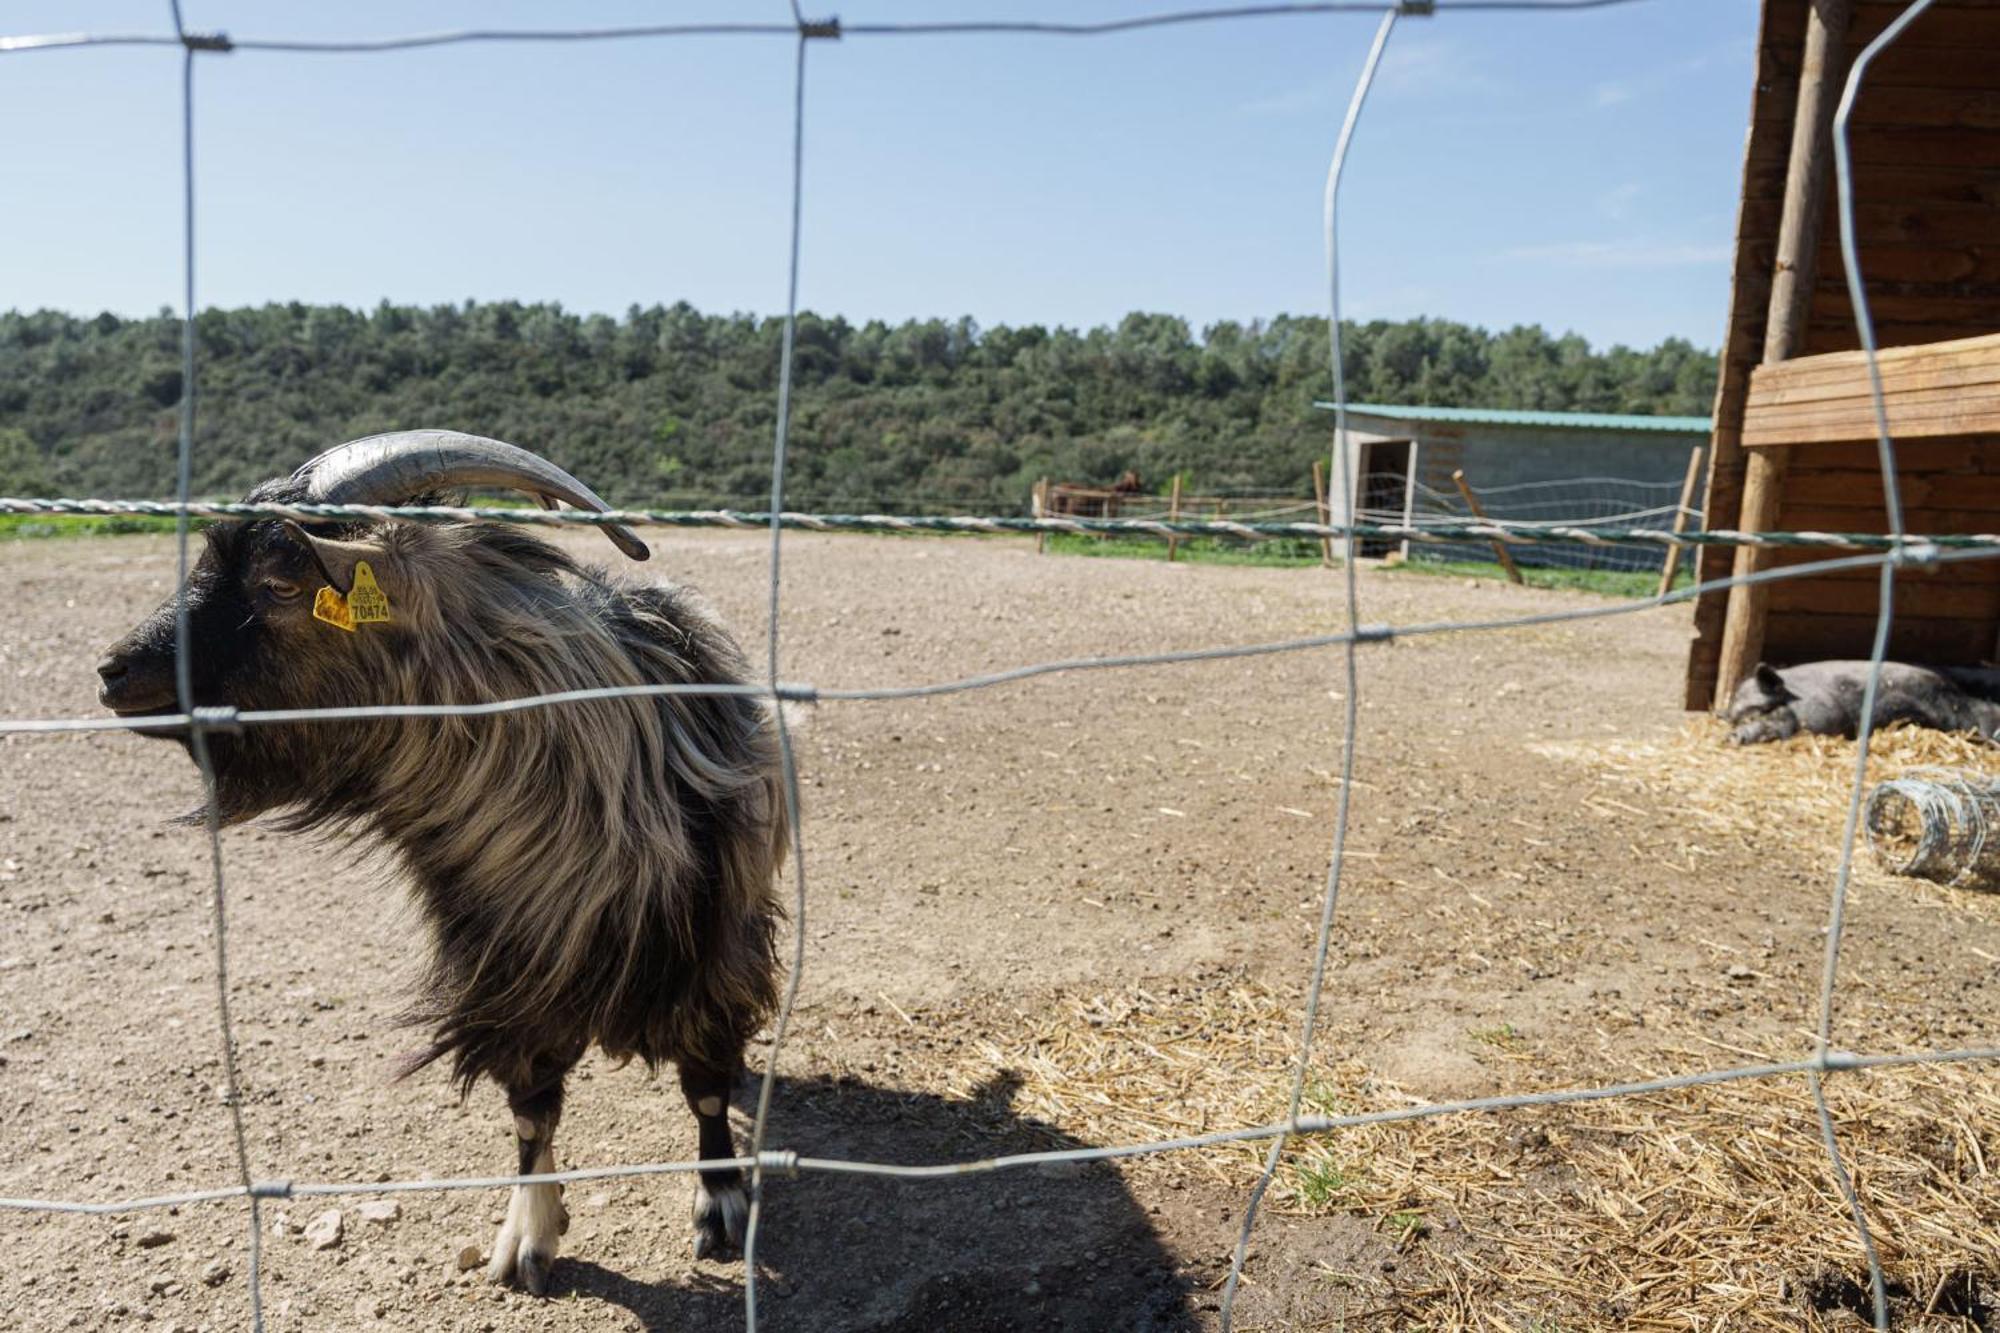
1366,475 -> 1699,573
0,2 -> 1982,1331
1222,6 -> 1396,1325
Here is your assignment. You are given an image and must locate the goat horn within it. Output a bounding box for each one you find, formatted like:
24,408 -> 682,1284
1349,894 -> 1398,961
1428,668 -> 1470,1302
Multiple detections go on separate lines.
295,429 -> 650,562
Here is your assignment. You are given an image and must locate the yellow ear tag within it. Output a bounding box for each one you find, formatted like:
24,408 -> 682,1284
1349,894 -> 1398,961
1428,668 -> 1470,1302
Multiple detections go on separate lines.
346,561 -> 392,624
312,584 -> 355,632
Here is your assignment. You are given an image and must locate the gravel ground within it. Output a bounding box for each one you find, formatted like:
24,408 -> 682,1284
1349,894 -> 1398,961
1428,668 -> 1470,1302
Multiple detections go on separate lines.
3,529 -> 1997,1331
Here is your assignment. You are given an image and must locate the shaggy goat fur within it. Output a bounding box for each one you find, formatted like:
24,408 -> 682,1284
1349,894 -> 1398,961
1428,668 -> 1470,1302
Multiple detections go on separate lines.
244,519 -> 786,1094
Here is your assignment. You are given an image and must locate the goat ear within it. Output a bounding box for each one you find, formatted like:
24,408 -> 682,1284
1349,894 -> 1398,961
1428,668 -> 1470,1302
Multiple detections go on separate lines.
279,520 -> 385,596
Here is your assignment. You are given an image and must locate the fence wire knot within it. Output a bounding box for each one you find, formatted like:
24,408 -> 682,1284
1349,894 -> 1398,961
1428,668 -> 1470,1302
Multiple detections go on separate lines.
756,1150 -> 802,1178
1892,539 -> 1941,568
798,17 -> 841,39
191,705 -> 243,734
249,1180 -> 295,1200
179,30 -> 232,52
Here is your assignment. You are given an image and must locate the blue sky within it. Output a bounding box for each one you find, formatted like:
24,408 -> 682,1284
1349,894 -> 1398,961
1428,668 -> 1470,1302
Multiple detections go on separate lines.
2,1 -> 1755,349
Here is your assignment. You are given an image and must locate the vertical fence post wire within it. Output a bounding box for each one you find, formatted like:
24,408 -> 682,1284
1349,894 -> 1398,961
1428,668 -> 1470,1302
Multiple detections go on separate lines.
1813,2 -> 1937,1326
164,2 -> 264,1328
742,24 -> 814,1333
1218,7 -> 1399,1327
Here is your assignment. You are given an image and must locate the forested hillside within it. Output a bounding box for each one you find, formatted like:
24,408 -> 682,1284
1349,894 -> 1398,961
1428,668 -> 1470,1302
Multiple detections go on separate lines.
0,303 -> 1716,509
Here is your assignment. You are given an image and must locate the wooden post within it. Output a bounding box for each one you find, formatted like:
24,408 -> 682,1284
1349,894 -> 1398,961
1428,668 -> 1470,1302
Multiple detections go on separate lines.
1715,0 -> 1852,703
1452,468 -> 1523,585
1166,474 -> 1184,562
1657,445 -> 1706,598
1311,459 -> 1334,567
1034,477 -> 1048,554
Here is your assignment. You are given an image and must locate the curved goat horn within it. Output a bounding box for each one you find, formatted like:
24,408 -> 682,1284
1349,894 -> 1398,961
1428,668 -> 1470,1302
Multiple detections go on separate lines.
295,429 -> 649,562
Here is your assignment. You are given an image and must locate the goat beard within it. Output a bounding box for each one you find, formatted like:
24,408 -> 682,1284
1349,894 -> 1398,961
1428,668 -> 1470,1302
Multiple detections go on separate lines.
167,738 -> 294,828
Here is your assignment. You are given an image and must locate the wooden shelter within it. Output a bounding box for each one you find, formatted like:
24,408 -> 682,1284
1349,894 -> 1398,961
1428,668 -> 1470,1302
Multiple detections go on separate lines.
1685,0 -> 2000,711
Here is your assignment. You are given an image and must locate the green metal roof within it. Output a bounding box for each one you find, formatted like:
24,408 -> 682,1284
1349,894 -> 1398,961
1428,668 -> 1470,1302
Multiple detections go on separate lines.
1314,401 -> 1712,434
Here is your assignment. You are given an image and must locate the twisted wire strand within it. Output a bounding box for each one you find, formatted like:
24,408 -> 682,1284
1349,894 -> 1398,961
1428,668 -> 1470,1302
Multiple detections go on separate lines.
0,2 -> 1655,56
0,495 -> 1978,551
5,1044 -> 1995,1217
11,544 -> 1997,740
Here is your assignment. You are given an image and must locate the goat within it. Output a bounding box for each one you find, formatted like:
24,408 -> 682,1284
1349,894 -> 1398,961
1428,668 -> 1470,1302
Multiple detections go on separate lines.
95,431 -> 787,1293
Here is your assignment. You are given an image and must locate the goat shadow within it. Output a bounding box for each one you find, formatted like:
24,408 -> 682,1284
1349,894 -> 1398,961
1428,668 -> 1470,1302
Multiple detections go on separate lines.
555,1069 -> 1198,1331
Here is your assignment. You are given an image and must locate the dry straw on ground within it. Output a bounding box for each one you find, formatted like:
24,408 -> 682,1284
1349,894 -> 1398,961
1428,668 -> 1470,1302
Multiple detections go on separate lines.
931,970 -> 2000,1330
905,723 -> 2000,1329
1536,721 -> 2000,922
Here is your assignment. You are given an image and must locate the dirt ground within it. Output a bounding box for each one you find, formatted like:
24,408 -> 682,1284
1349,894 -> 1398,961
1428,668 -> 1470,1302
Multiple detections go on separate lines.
3,529 -> 1998,1332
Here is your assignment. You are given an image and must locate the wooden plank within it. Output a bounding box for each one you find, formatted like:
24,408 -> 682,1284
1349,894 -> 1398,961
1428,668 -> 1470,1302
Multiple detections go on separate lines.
1742,388 -> 2000,446
1781,469 -> 1933,507
1764,611 -> 1997,664
1749,157 -> 2000,205
1748,389 -> 2000,432
1762,41 -> 2000,91
1749,124 -> 2000,169
1774,504 -> 2000,533
1823,84 -> 2000,130
1811,288 -> 2000,326
1777,438 -> 1987,471
1748,355 -> 2000,406
1747,331 -> 2000,390
1744,390 -> 2000,439
1846,2 -> 2000,49
1750,374 -> 2000,417
1763,552 -> 2000,585
1768,578 -> 2000,619
1814,256 -> 2000,290
1804,323 -> 2000,357
1739,197 -> 2000,245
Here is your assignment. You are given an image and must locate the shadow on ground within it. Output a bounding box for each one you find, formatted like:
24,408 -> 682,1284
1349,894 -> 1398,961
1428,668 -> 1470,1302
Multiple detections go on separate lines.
554,1070 -> 1198,1331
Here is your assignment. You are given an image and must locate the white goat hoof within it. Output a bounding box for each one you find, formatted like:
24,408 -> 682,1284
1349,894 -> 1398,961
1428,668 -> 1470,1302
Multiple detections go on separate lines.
487,1186 -> 566,1294
692,1178 -> 748,1261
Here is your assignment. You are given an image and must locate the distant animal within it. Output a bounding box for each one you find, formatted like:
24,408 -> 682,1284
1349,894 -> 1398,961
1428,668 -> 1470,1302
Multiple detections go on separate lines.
1722,660 -> 2000,745
95,431 -> 787,1293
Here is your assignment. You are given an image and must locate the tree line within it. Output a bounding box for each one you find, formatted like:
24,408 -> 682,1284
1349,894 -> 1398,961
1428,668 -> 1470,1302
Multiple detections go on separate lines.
0,302 -> 1717,509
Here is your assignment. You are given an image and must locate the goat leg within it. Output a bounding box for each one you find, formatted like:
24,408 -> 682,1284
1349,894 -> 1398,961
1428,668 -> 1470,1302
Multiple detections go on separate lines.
680,1058 -> 749,1261
488,1069 -> 571,1294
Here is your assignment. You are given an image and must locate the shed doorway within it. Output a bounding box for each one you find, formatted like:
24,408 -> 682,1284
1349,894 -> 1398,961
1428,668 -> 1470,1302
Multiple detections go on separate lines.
1356,439 -> 1413,558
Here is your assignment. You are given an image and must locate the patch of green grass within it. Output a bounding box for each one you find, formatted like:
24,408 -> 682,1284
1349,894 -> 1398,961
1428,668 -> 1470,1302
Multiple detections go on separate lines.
1383,555 -> 1692,599
0,513 -> 189,541
1043,532 -> 1325,568
1386,1211 -> 1428,1242
1294,1158 -> 1360,1209
1469,1022 -> 1524,1051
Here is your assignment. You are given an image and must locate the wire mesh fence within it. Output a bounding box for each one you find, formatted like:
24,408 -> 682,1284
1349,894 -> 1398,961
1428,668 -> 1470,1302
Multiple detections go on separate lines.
1373,475 -> 1698,573
0,2 -> 1981,1331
